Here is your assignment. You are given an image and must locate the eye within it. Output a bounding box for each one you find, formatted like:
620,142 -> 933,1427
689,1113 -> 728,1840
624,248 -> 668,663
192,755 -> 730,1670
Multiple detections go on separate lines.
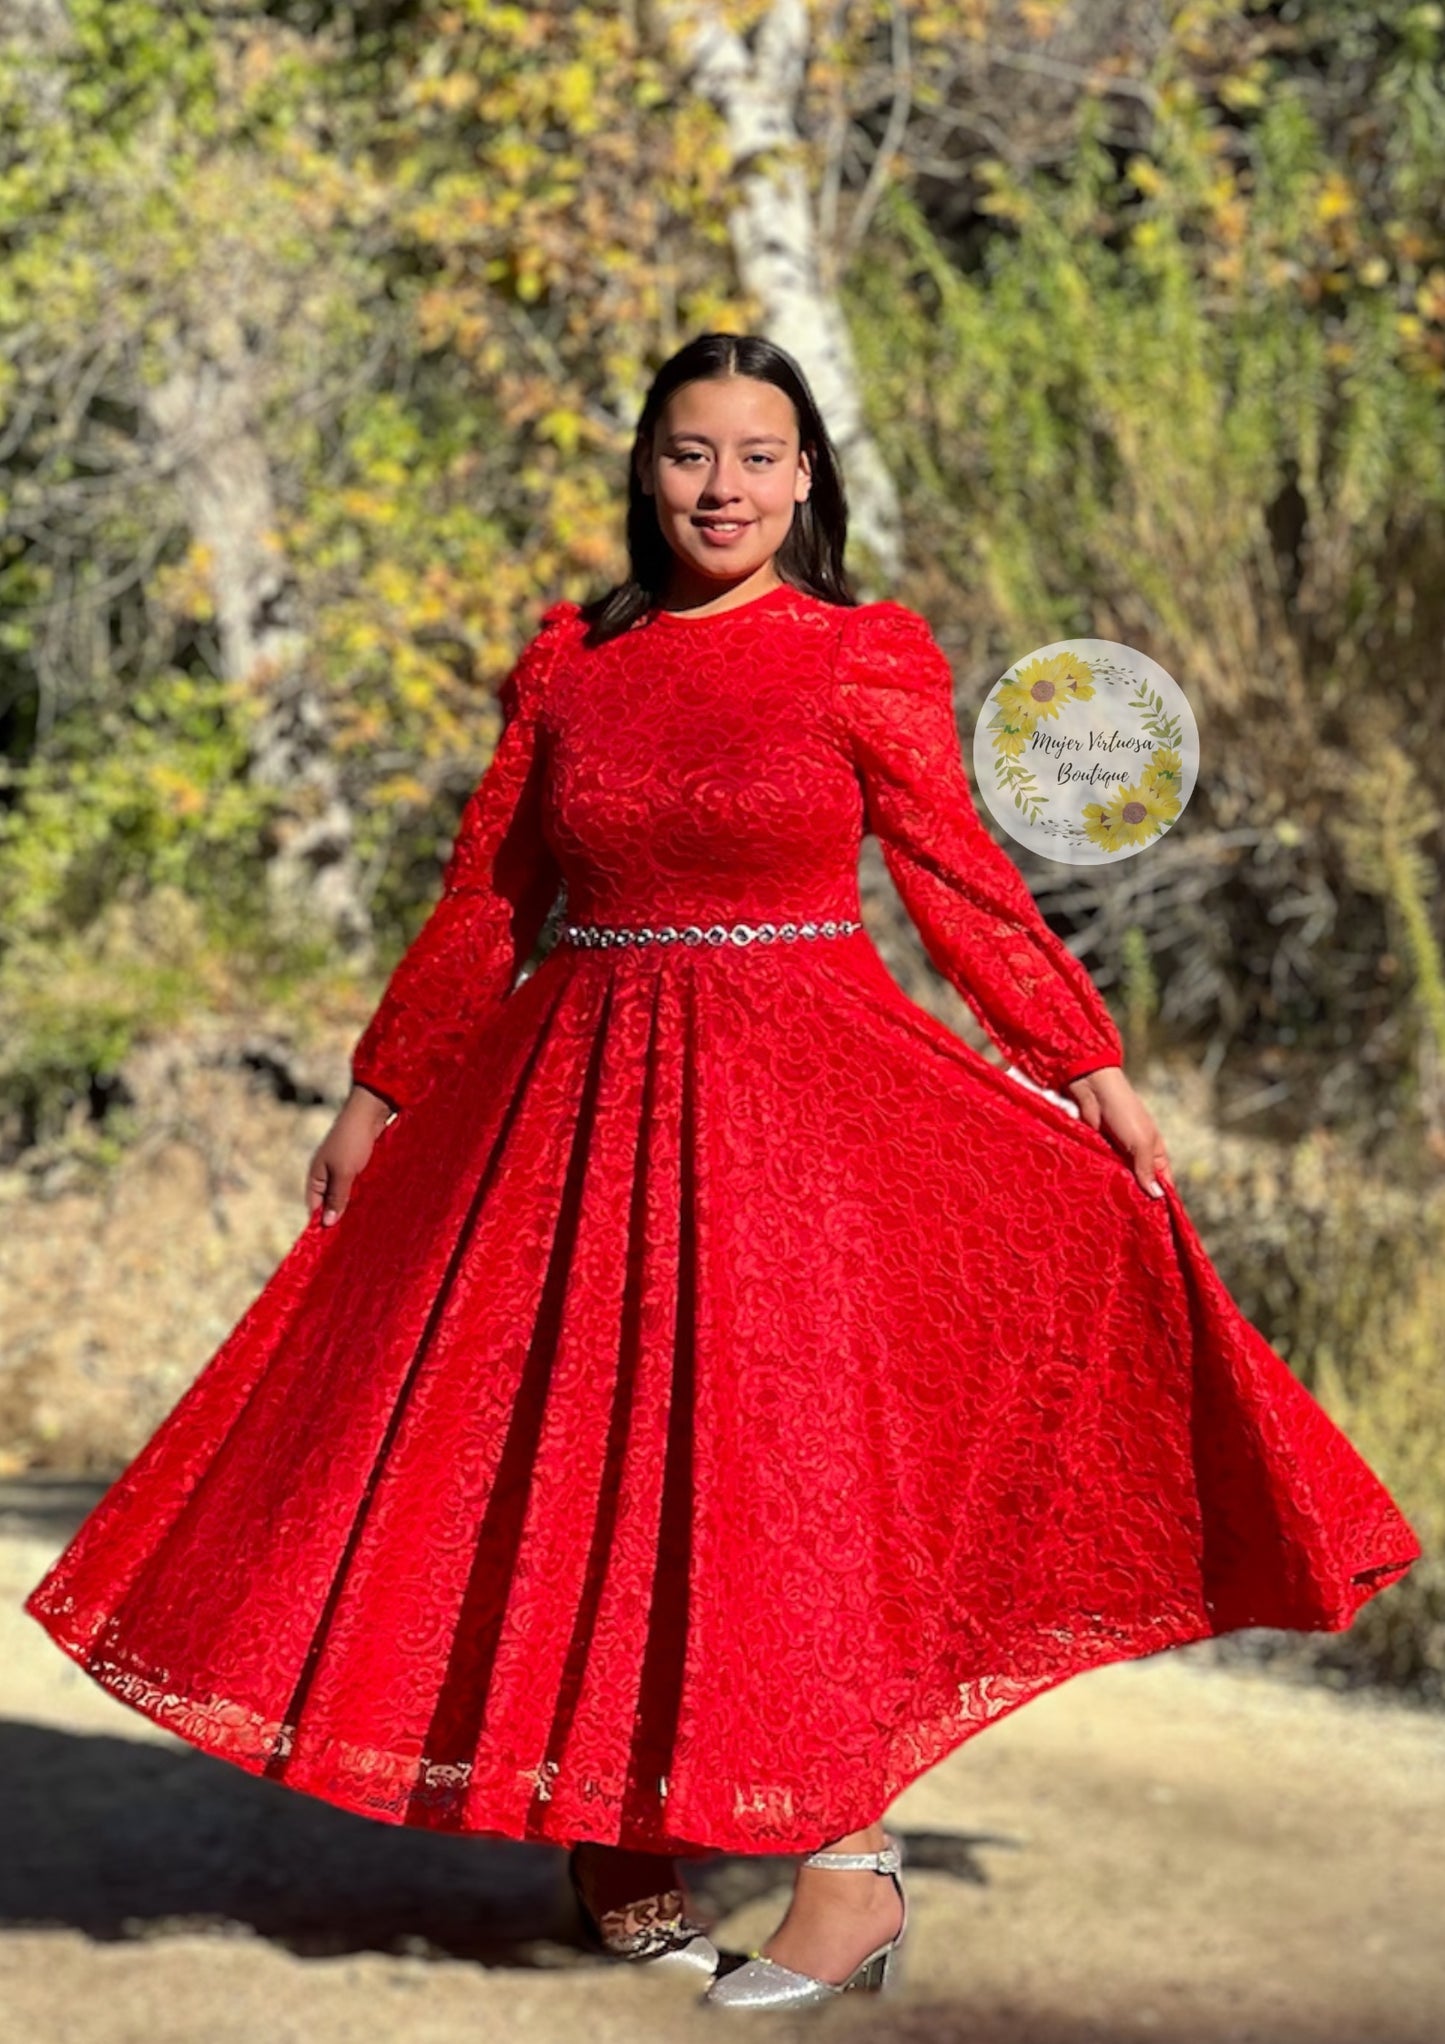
668,451 -> 777,465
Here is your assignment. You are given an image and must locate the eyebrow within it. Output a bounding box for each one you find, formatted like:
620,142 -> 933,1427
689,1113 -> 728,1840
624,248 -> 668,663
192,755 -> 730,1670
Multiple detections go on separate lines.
663,433 -> 789,447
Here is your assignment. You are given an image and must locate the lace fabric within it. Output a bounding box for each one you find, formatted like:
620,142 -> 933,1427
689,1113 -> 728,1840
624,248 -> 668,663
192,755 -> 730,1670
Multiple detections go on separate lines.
347,593 -> 1124,1111
24,581 -> 1422,1856
347,611 -> 572,1115
835,602 -> 1124,1094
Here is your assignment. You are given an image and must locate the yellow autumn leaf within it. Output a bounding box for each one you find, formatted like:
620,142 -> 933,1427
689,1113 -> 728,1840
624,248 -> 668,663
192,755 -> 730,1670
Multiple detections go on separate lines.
1315,172 -> 1355,226
372,774 -> 433,809
555,61 -> 594,122
339,489 -> 393,521
538,408 -> 584,455
1416,268 -> 1445,323
435,72 -> 480,113
148,766 -> 207,818
371,563 -> 412,606
1218,73 -> 1265,110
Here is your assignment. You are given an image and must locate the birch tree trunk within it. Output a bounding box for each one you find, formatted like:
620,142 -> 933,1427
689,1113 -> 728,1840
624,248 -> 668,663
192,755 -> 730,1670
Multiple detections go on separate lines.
645,0 -> 903,587
145,355 -> 372,958
8,0 -> 373,957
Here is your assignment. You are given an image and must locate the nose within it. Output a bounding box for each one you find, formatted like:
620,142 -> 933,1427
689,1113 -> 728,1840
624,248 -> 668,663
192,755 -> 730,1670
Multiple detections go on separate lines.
697,455 -> 748,507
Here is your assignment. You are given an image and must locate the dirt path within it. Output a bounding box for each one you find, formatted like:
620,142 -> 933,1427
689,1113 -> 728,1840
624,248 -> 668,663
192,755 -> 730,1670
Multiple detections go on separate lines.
2,1494 -> 1440,2044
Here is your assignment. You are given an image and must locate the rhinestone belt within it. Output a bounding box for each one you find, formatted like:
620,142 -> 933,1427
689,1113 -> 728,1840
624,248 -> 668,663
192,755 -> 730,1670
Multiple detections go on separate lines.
561,917 -> 864,950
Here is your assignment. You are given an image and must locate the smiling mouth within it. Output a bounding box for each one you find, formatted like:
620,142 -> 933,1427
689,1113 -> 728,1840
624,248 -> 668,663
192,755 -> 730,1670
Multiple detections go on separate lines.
692,519 -> 752,533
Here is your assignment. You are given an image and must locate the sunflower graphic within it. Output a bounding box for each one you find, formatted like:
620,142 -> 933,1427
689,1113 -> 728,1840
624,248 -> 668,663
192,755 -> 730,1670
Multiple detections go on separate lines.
1142,745 -> 1183,814
1083,776 -> 1176,851
998,650 -> 1096,726
989,717 -> 1035,760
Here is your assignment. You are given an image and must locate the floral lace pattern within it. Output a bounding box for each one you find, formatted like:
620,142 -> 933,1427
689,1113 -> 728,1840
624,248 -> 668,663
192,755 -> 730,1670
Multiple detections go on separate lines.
24,581 -> 1421,1855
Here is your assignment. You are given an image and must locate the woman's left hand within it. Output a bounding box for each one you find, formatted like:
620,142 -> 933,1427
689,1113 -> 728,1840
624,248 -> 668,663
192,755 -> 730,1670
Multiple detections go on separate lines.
1065,1065 -> 1172,1200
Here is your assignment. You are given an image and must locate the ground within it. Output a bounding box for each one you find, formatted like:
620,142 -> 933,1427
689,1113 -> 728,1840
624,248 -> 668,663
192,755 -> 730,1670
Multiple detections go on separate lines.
2,1485 -> 1440,2044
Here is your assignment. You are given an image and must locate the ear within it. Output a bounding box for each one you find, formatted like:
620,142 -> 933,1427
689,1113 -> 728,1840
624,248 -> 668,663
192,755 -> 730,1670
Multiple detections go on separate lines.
795,449 -> 813,502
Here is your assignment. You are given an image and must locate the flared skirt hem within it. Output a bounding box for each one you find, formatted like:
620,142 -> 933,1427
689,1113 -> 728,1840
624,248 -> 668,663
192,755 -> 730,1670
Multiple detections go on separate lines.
22,1549 -> 1416,1858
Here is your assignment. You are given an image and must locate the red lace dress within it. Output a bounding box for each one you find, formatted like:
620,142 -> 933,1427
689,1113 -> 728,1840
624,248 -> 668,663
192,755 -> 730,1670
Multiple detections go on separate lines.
24,579 -> 1421,1855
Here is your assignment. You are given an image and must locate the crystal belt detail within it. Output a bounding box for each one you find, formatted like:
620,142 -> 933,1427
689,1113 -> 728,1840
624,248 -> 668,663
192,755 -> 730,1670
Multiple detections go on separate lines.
561,917 -> 864,949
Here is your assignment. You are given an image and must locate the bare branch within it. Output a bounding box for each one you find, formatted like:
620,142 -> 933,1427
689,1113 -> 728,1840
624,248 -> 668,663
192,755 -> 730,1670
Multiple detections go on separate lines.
840,0 -> 914,264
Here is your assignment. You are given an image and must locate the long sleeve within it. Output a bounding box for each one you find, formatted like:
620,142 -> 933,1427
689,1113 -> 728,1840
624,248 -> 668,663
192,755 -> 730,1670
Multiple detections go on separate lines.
349,600 -> 576,1114
836,600 -> 1124,1096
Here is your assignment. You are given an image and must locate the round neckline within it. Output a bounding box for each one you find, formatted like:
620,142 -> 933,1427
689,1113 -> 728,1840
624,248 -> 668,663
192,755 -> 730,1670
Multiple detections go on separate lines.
650,580 -> 799,625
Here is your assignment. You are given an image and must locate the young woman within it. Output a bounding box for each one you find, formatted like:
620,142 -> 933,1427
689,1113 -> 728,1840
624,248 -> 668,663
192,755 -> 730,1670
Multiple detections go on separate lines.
24,332 -> 1421,2012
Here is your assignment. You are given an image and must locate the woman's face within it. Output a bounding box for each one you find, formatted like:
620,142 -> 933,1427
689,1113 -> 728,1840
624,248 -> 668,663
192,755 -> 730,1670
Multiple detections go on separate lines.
637,373 -> 813,600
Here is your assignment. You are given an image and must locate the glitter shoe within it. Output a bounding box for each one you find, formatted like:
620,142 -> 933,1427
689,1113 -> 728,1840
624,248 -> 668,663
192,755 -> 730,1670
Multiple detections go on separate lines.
567,1844 -> 721,1978
700,1831 -> 907,2009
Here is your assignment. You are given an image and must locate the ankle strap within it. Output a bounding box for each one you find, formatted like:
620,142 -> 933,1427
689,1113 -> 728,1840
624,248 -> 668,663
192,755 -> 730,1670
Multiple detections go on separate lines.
802,1837 -> 902,1874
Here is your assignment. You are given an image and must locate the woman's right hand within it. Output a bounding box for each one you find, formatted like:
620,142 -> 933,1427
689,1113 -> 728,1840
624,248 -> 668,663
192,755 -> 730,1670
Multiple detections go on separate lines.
305,1085 -> 396,1226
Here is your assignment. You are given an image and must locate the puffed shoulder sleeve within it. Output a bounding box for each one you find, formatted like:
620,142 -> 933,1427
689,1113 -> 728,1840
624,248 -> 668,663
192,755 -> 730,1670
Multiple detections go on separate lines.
349,600 -> 578,1114
836,600 -> 1124,1096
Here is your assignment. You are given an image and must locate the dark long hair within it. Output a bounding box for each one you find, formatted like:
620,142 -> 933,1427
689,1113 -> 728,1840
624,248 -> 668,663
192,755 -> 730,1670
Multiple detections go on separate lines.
576,332 -> 858,647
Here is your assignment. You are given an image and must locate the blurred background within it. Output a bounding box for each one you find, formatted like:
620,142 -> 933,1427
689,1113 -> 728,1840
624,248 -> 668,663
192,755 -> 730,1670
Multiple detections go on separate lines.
1,2 -> 1442,2035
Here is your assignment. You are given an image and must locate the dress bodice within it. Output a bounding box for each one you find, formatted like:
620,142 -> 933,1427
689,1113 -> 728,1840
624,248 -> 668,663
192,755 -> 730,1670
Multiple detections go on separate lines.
541,581 -> 865,929
349,579 -> 1126,1114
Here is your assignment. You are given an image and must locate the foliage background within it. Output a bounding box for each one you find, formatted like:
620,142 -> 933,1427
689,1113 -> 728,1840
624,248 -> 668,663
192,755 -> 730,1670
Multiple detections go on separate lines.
1,0 -> 1441,1697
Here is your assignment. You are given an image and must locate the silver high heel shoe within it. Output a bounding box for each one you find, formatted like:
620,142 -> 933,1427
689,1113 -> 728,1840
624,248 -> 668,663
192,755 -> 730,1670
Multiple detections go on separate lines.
701,1831 -> 907,2009
567,1844 -> 721,1979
